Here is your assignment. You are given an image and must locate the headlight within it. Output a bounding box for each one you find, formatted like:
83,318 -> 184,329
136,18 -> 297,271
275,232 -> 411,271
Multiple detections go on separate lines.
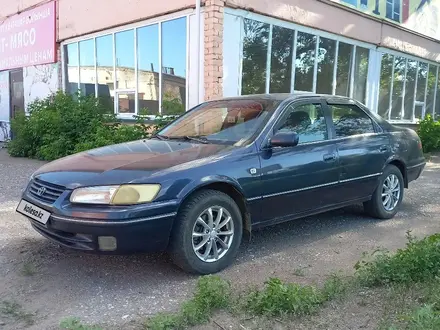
70,184 -> 161,205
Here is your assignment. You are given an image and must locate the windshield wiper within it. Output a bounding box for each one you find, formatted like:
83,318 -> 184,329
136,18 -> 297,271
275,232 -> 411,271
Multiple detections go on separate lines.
151,133 -> 169,140
164,136 -> 210,144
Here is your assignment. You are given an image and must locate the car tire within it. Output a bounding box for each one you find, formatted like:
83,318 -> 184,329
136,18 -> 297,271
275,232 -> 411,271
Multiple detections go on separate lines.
363,164 -> 404,219
169,189 -> 243,274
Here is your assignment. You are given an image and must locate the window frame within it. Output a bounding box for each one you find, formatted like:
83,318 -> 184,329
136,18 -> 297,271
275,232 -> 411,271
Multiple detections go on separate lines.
326,101 -> 379,140
60,9 -> 192,118
261,97 -> 333,149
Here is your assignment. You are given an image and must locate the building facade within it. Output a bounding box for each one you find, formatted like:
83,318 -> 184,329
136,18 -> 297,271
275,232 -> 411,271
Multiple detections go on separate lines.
0,0 -> 439,141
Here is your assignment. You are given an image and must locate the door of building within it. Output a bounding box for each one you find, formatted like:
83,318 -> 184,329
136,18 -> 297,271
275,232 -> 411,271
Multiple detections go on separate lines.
10,69 -> 25,120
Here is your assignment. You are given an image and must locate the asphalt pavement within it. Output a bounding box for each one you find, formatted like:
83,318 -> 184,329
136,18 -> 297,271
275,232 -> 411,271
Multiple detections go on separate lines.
1,147 -> 439,329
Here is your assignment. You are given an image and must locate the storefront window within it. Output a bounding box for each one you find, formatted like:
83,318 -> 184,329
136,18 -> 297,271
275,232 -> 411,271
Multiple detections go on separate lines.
316,37 -> 336,95
335,42 -> 353,97
79,39 -> 95,96
294,32 -> 316,92
241,19 -> 269,95
415,62 -> 428,120
353,46 -> 369,104
137,24 -> 159,114
426,65 -> 437,117
96,35 -> 114,111
161,17 -> 187,115
63,16 -> 188,116
270,25 -> 294,93
377,53 -> 393,119
65,43 -> 79,94
403,59 -> 416,120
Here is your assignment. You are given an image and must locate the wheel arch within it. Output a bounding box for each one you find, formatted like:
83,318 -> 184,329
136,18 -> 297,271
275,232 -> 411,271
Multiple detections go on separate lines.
385,157 -> 408,188
176,180 -> 252,236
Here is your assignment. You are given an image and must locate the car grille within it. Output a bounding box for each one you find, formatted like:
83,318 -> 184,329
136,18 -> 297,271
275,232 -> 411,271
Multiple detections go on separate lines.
27,178 -> 65,204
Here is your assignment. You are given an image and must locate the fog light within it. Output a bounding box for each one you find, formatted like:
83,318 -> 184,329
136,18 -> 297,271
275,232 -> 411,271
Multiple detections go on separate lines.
98,236 -> 117,251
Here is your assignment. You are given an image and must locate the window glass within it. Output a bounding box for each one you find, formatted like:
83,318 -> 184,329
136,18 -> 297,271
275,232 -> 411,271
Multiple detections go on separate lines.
378,53 -> 393,119
277,103 -> 328,143
241,19 -> 269,95
330,104 -> 375,138
270,25 -> 294,93
435,74 -> 440,120
403,59 -> 417,120
117,91 -> 136,114
426,65 -> 437,117
415,62 -> 428,120
335,42 -> 353,97
316,37 -> 336,95
162,18 -> 187,115
159,99 -> 281,145
386,0 -> 400,22
65,43 -> 79,94
96,35 -> 114,112
294,32 -> 316,92
390,56 -> 405,120
79,39 -> 95,96
115,30 -> 135,90
137,24 -> 159,114
353,46 -> 369,104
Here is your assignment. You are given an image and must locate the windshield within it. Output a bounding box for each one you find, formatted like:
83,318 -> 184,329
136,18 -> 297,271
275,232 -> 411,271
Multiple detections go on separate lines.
157,98 -> 281,145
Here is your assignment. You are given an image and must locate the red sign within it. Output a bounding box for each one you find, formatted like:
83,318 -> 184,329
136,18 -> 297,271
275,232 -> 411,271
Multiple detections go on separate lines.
0,1 -> 56,71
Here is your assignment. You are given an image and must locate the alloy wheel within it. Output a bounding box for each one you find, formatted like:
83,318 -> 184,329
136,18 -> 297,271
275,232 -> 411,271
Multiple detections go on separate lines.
382,174 -> 401,211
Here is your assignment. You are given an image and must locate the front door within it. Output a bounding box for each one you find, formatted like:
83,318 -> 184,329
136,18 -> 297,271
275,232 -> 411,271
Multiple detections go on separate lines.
257,99 -> 341,226
10,69 -> 25,120
326,102 -> 391,201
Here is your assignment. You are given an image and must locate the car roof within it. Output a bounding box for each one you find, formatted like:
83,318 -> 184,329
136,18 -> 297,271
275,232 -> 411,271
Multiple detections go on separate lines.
217,93 -> 356,104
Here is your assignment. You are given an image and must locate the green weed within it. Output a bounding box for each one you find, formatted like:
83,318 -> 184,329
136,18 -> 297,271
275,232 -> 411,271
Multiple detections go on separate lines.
59,317 -> 102,330
0,300 -> 34,326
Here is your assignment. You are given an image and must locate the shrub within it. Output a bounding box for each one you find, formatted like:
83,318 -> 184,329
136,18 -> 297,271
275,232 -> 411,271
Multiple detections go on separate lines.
7,91 -> 174,161
418,114 -> 440,153
355,232 -> 440,286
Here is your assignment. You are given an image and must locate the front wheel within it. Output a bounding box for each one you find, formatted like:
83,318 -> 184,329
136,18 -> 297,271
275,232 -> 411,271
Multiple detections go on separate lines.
169,190 -> 243,274
363,164 -> 404,219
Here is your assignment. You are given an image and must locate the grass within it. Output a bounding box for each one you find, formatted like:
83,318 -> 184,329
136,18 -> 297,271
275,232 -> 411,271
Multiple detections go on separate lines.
0,300 -> 34,326
59,231 -> 440,330
59,317 -> 103,330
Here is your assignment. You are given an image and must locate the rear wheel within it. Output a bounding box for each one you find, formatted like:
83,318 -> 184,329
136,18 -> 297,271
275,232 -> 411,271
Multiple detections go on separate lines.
363,164 -> 404,219
169,190 -> 243,274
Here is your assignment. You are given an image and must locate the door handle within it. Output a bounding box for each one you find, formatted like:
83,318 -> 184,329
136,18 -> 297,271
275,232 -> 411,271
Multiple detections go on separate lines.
379,145 -> 388,153
323,153 -> 336,162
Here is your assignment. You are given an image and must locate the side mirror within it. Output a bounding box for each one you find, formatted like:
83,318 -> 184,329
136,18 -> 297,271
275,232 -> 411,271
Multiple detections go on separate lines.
269,132 -> 299,148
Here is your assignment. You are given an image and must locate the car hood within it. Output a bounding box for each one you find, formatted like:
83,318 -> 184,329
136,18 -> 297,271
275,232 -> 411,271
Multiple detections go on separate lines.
33,139 -> 233,188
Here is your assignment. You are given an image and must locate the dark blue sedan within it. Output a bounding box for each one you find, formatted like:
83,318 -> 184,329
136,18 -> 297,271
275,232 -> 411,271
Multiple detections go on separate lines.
16,93 -> 426,274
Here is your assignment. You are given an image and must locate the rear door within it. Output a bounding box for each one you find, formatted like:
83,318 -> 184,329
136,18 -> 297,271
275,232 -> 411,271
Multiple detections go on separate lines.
326,100 -> 391,201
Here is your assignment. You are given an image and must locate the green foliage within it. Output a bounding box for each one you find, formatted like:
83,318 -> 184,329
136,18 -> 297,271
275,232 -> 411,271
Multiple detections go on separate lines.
0,300 -> 34,326
418,114 -> 440,153
60,317 -> 102,330
355,232 -> 440,286
7,91 -> 174,161
145,275 -> 231,330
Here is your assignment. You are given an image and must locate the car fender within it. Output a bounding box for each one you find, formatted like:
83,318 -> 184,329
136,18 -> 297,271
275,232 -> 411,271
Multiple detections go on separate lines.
177,174 -> 246,203
383,155 -> 408,186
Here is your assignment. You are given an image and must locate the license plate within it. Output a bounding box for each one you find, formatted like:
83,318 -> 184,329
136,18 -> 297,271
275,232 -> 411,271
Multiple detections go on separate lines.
16,200 -> 51,224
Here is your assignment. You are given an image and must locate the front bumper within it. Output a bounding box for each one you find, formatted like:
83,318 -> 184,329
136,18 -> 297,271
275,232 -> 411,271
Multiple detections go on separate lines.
19,195 -> 178,254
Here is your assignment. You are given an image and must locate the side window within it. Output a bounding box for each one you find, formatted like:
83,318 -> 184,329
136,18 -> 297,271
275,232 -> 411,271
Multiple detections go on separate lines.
330,104 -> 375,138
276,103 -> 328,144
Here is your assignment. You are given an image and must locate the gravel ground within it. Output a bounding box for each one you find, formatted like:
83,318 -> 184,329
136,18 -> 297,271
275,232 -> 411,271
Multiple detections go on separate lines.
1,147 -> 439,330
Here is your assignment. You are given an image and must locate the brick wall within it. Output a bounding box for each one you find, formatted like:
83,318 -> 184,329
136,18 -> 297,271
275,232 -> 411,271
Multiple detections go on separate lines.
204,0 -> 224,101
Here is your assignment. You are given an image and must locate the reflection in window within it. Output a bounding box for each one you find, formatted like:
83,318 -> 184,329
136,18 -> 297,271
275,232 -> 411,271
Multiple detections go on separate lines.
65,43 -> 79,94
335,42 -> 353,97
96,35 -> 114,112
415,62 -> 428,120
79,39 -> 95,96
316,37 -> 336,94
330,104 -> 374,137
390,56 -> 405,120
137,24 -> 159,114
278,104 -> 328,143
378,54 -> 393,119
403,59 -> 417,120
242,19 -> 269,95
115,30 -> 135,90
294,32 -> 316,92
426,65 -> 437,116
353,46 -> 369,104
117,91 -> 136,114
436,75 -> 440,120
270,25 -> 294,93
161,18 -> 187,115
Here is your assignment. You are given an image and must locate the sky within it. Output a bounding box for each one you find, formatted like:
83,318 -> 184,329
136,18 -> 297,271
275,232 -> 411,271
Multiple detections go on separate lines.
67,17 -> 187,77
